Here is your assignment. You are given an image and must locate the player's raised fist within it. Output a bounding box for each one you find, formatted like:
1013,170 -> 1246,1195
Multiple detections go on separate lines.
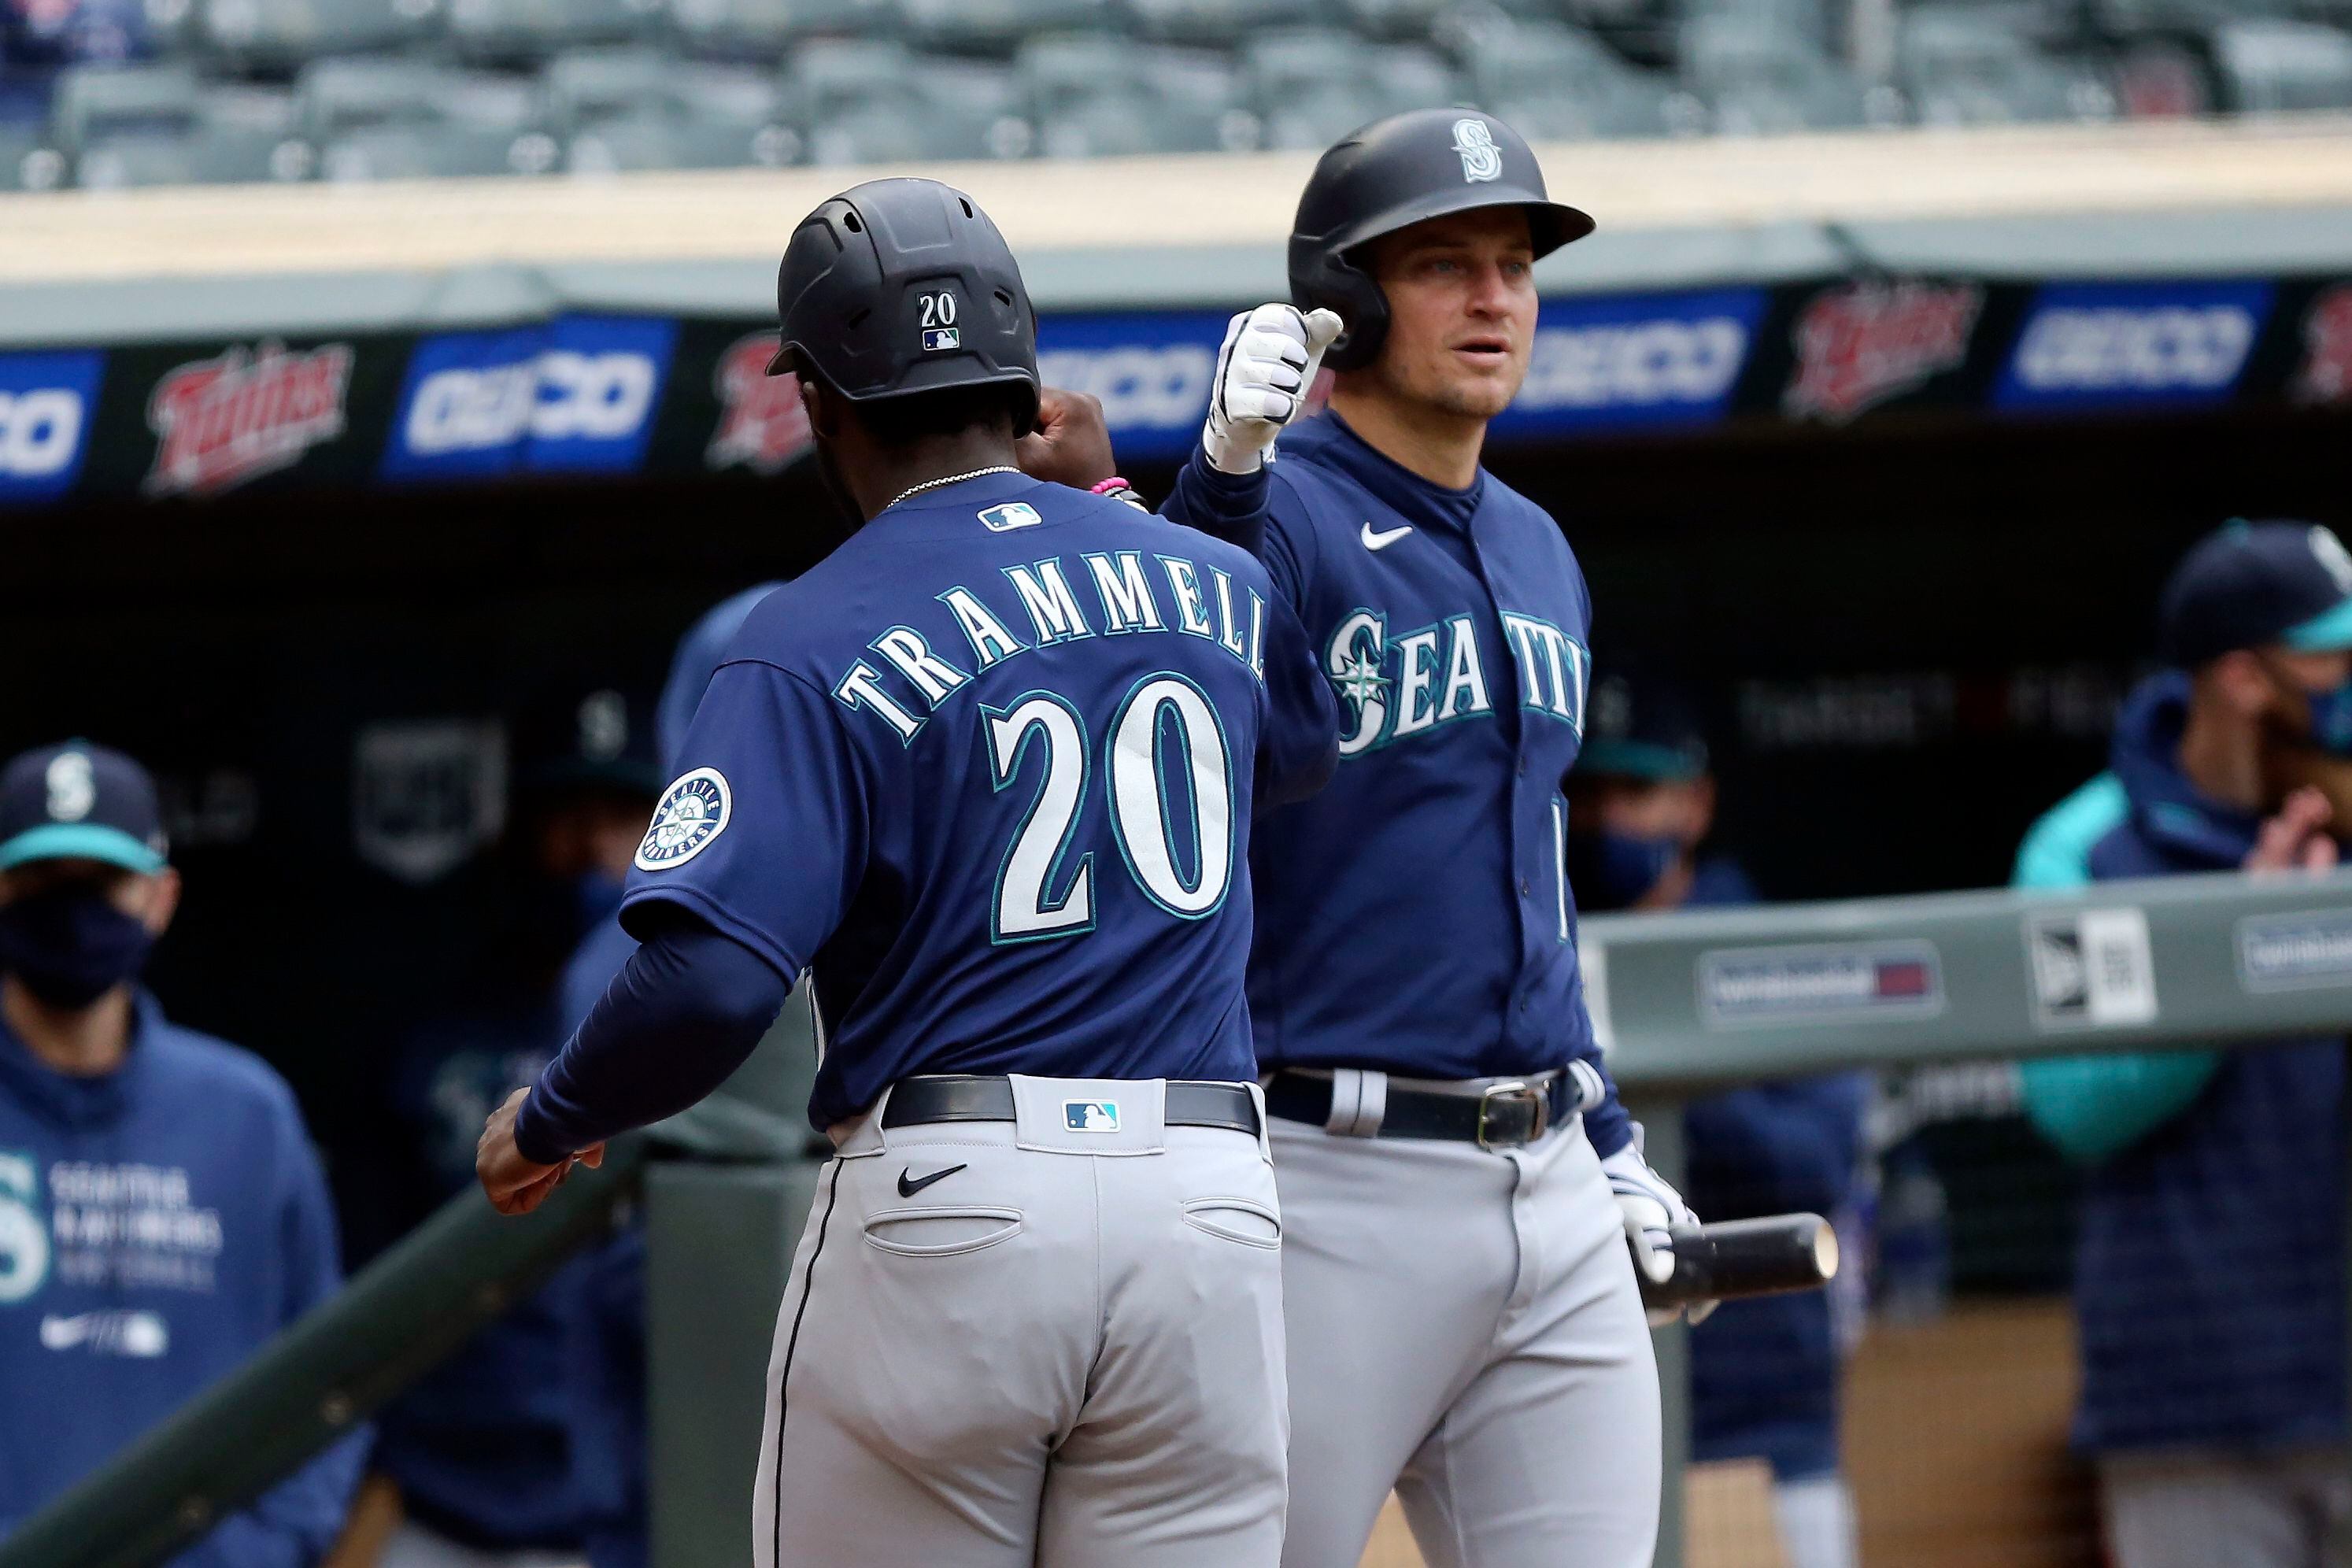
1202,305 -> 1344,475
1014,387 -> 1117,490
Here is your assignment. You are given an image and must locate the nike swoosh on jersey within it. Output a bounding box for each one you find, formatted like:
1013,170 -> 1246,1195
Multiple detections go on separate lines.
897,1163 -> 968,1198
1361,522 -> 1414,551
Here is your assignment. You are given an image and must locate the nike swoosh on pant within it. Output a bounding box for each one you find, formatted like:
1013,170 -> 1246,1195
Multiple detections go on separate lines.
897,1163 -> 967,1198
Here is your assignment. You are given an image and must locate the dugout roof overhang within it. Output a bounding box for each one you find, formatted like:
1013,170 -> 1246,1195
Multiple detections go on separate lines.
6,113 -> 2352,346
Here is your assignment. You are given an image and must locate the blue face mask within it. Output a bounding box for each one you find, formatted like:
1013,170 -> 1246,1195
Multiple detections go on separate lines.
0,886 -> 157,1008
1564,830 -> 1684,914
2309,682 -> 2352,756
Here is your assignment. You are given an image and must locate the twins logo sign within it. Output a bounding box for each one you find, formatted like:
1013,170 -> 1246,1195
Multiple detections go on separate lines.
0,351 -> 104,504
383,316 -> 677,481
708,333 -> 812,475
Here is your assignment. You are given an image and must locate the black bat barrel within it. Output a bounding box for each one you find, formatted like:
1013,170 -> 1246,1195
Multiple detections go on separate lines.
1636,1213 -> 1839,1311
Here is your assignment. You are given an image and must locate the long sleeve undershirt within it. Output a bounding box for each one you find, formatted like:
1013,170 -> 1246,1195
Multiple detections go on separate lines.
513,913 -> 792,1166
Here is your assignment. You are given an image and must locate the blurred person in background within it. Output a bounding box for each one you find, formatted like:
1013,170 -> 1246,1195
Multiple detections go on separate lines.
0,740 -> 364,1563
1566,667 -> 1869,1568
367,685 -> 662,1568
2013,519 -> 2351,1568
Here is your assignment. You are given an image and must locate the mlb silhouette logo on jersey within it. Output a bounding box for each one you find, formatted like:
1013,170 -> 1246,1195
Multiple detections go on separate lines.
978,502 -> 1041,532
1064,1100 -> 1121,1133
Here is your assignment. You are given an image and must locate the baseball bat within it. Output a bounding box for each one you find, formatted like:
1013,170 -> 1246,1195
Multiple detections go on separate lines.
1635,1212 -> 1839,1311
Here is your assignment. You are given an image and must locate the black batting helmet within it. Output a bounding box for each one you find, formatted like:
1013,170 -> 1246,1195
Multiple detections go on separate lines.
767,176 -> 1040,433
1289,109 -> 1594,372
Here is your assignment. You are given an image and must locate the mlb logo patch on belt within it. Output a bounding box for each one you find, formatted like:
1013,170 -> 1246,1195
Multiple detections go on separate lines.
1063,1100 -> 1120,1133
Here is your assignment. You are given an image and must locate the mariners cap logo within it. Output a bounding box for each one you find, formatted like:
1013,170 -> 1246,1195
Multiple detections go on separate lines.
1452,117 -> 1503,184
43,751 -> 95,823
635,767 -> 731,871
1063,1100 -> 1120,1133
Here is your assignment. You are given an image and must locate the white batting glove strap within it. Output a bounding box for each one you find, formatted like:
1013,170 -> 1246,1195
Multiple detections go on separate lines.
1201,304 -> 1343,475
1600,1143 -> 1712,1326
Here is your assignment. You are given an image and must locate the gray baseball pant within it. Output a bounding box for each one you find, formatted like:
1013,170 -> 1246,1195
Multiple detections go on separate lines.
751,1075 -> 1289,1568
1269,1087 -> 1662,1568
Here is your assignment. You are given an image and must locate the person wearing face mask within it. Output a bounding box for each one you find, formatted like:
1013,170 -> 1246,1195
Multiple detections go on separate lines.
1567,668 -> 1869,1568
2012,518 -> 2352,1568
0,741 -> 365,1563
366,684 -> 663,1568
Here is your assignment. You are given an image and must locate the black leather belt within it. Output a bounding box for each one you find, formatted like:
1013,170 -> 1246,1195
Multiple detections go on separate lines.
882,1074 -> 1261,1135
1263,1069 -> 1566,1149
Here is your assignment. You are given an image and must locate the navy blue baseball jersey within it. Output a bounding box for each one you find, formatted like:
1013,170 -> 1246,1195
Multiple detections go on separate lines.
1166,412 -> 1631,1156
619,472 -> 1337,1131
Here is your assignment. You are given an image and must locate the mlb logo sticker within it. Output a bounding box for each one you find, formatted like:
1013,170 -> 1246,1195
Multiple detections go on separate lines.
1063,1100 -> 1121,1133
923,327 -> 960,352
978,501 -> 1041,533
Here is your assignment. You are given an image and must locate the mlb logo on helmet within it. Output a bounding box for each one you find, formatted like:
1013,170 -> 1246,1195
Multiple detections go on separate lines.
0,350 -> 104,505
1063,1100 -> 1121,1133
923,327 -> 961,352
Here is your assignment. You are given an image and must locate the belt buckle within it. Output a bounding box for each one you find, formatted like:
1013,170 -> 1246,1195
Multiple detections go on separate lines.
1475,1080 -> 1545,1150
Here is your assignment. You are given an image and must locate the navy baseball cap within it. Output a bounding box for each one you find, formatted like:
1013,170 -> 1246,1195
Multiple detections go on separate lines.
1579,663 -> 1710,782
2159,520 -> 2352,668
0,741 -> 168,875
512,684 -> 663,801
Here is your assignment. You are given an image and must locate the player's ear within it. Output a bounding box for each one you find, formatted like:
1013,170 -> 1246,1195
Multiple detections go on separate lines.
136,867 -> 182,938
799,376 -> 840,439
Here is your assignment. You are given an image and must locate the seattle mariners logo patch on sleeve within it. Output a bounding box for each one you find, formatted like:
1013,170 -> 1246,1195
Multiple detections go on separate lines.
635,767 -> 732,871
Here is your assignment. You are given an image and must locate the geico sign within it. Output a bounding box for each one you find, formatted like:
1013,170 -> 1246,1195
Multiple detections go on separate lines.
2013,306 -> 2256,392
1518,317 -> 1747,409
0,387 -> 85,478
405,351 -> 658,453
1036,344 -> 1216,428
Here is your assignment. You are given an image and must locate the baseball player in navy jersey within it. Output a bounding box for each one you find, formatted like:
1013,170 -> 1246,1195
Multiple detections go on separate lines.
473,177 -> 1339,1568
1030,109 -> 1701,1567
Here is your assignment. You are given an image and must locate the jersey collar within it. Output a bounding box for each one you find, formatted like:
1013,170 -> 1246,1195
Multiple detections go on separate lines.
1288,411 -> 1486,535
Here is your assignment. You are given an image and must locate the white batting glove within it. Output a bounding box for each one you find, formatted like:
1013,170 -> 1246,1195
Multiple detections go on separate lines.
1201,304 -> 1344,475
1601,1141 -> 1715,1328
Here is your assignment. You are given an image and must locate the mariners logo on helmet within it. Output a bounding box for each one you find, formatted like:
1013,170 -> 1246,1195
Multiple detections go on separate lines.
636,767 -> 732,871
1452,118 -> 1503,184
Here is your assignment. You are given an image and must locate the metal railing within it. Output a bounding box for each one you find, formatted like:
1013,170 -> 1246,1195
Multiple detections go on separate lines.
6,867 -> 2350,1567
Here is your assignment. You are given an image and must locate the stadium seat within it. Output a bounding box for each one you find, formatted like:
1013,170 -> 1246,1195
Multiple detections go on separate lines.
1021,35 -> 1248,155
1241,31 -> 1463,150
294,57 -> 539,179
1119,0 -> 1321,48
446,0 -> 660,63
1899,6 -> 2114,123
1459,18 -> 1681,139
542,48 -> 789,169
896,0 -> 1108,57
1334,0 -> 1452,43
51,64 -> 300,185
667,0 -> 892,62
781,41 -> 1030,162
2209,19 -> 2352,111
0,120 -> 67,190
1677,16 -> 1872,133
198,0 -> 442,68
